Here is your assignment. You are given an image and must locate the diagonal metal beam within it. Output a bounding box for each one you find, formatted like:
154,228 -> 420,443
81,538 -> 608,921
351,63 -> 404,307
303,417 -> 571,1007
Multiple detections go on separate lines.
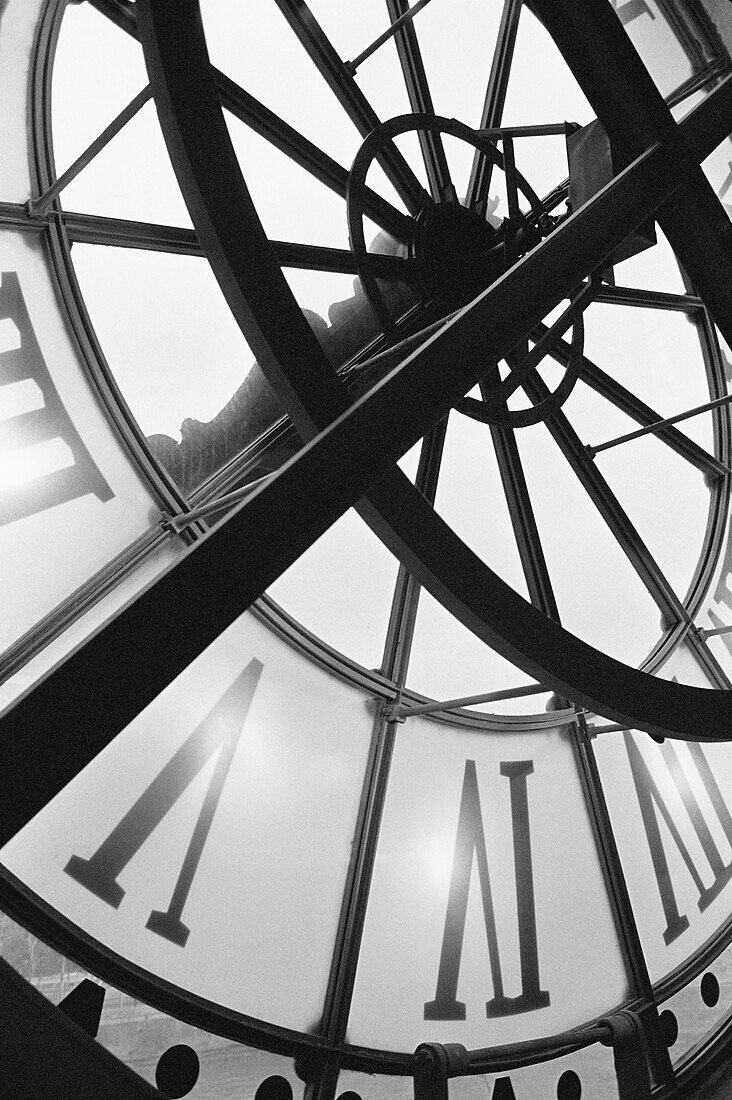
386,0 -> 455,202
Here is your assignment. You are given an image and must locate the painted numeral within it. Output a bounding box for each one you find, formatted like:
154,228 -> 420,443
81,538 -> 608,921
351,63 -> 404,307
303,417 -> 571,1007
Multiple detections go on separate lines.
424,759 -> 549,1020
625,734 -> 732,943
65,659 -> 263,946
0,271 -> 112,526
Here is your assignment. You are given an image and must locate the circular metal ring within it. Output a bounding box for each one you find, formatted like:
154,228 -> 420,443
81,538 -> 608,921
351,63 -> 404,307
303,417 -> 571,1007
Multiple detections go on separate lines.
346,112 -> 543,334
457,286 -> 587,428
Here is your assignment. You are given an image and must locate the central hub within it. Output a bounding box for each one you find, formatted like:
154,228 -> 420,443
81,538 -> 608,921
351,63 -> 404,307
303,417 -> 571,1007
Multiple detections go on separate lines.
411,202 -> 505,312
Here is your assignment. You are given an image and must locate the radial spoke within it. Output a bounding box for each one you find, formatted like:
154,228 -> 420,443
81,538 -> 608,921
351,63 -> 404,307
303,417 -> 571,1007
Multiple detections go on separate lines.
273,0 -> 431,214
272,242 -> 414,278
482,376 -> 560,620
380,416 -> 449,684
520,370 -> 691,625
63,212 -> 417,280
466,0 -> 522,211
64,213 -> 201,253
217,71 -> 412,241
534,323 -> 728,479
385,0 -> 455,203
88,0 -> 412,241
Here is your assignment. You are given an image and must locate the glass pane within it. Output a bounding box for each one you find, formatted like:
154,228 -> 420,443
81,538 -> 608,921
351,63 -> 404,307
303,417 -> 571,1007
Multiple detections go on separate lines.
0,534 -> 182,714
612,228 -> 687,294
70,243 -> 283,494
0,230 -> 162,656
406,589 -> 554,712
202,0 -> 363,179
433,411 -> 530,600
0,0 -> 43,202
269,508 -> 399,673
53,5 -> 190,228
2,611 -> 373,1031
223,113 -> 352,250
700,0 -> 732,52
348,717 -> 629,1050
610,1 -> 694,99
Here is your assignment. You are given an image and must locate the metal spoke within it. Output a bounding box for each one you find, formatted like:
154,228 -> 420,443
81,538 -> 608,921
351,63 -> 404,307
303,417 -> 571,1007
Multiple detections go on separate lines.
63,213 -> 416,279
466,0 -> 522,211
385,0 -> 455,203
217,71 -> 412,241
273,0 -> 431,215
535,323 -> 728,479
64,213 -> 201,254
520,370 -> 691,625
483,373 -> 560,620
88,0 -> 412,240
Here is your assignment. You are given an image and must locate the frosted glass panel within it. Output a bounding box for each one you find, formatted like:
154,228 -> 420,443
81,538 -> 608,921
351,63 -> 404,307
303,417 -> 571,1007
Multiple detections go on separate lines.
349,718 -> 628,1050
611,1 -> 693,98
2,611 -> 373,1031
0,230 -> 161,654
0,534 -> 182,714
0,0 -> 42,202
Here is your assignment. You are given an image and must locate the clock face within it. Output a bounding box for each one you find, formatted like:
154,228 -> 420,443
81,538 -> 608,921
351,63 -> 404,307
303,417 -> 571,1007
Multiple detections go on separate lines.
4,0 -> 732,1096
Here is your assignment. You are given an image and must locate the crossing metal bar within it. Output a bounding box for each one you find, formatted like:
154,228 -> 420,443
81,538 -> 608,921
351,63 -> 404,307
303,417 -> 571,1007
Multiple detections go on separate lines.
588,391 -> 732,459
478,123 -> 576,138
165,475 -> 273,532
699,622 -> 732,639
346,0 -> 433,73
388,683 -> 550,720
27,86 -> 152,216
